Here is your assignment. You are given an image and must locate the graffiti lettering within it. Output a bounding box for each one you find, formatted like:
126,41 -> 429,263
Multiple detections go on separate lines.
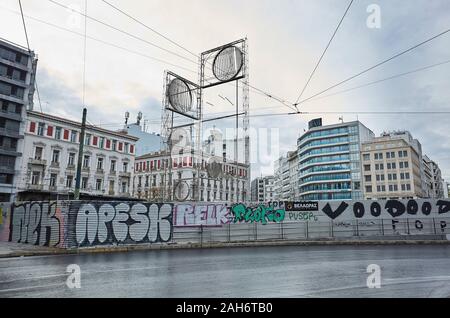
231,204 -> 285,224
322,201 -> 349,220
9,202 -> 61,247
175,204 -> 230,226
72,202 -> 173,246
287,211 -> 318,222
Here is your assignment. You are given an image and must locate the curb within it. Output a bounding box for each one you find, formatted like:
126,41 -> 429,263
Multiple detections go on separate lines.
1,239 -> 450,258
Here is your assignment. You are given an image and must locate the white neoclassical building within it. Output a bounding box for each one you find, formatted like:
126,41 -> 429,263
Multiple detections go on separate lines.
16,110 -> 138,201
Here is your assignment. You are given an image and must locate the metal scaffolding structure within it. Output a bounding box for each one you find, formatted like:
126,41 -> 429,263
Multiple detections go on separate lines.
160,38 -> 250,202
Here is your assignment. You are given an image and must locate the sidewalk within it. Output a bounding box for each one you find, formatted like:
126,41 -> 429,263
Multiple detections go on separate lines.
1,237 -> 450,259
0,242 -> 67,258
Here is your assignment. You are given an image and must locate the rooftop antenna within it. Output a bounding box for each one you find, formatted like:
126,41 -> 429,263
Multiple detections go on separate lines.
137,111 -> 143,126
125,111 -> 130,125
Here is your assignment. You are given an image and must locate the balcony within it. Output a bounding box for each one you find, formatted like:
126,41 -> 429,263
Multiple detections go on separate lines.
50,161 -> 60,169
108,190 -> 115,196
0,110 -> 22,122
0,127 -> 23,139
96,168 -> 104,174
67,164 -> 75,170
28,184 -> 43,191
82,167 -> 90,173
0,146 -> 21,157
49,186 -> 57,192
29,158 -> 46,166
119,192 -> 130,198
119,172 -> 131,178
109,170 -> 116,175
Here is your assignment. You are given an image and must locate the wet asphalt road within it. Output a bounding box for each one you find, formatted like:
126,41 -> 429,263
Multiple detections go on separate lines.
1,245 -> 450,298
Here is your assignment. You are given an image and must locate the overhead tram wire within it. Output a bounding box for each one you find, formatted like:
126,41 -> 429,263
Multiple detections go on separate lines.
18,0 -> 43,113
293,0 -> 354,109
100,0 -> 198,59
96,0 -> 298,112
296,26 -> 450,107
2,6 -> 197,74
47,0 -> 199,65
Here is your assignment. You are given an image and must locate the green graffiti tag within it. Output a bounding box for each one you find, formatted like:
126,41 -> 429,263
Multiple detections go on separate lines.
231,204 -> 285,225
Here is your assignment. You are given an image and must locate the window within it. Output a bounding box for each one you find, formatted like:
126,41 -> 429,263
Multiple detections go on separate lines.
121,182 -> 127,193
81,177 -> 88,190
399,162 -> 404,169
37,123 -> 45,136
393,184 -> 398,191
55,127 -> 62,140
399,151 -> 403,158
83,155 -> 90,168
400,173 -> 405,180
31,171 -> 40,185
364,165 -> 371,172
66,175 -> 73,188
51,150 -> 60,164
403,150 -> 408,157
110,160 -> 116,172
392,174 -> 397,180
406,184 -> 411,191
386,152 -> 390,159
70,130 -> 77,143
363,154 -> 370,161
112,140 -> 117,151
389,185 -> 393,192
96,179 -> 102,191
34,147 -> 43,160
405,172 -> 410,180
84,134 -> 91,146
49,174 -> 57,187
123,162 -> 128,173
97,157 -> 104,170
364,175 -> 372,182
401,184 -> 406,191
404,161 -> 409,168
391,162 -> 396,169
109,180 -> 115,192
387,163 -> 391,170
365,186 -> 372,193
99,137 -> 105,149
68,152 -> 76,166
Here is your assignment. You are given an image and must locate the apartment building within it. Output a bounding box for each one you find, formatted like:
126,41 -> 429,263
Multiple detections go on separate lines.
423,155 -> 445,198
133,151 -> 250,203
251,175 -> 275,203
17,110 -> 138,201
297,119 -> 374,201
361,131 -> 424,199
0,38 -> 37,202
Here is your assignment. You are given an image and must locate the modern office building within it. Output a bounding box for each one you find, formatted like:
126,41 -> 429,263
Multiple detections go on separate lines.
251,175 -> 275,203
0,38 -> 37,202
297,118 -> 375,201
17,110 -> 138,201
361,131 -> 425,199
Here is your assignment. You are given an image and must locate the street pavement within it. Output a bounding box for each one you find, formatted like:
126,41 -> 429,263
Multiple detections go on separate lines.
1,245 -> 450,298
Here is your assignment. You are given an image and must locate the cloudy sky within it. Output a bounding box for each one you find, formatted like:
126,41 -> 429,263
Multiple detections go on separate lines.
1,0 -> 450,180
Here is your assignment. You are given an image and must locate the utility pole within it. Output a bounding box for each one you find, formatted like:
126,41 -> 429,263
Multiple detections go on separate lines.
74,108 -> 87,200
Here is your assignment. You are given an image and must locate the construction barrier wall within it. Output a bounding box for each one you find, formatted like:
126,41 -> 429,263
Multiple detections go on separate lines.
1,199 -> 450,249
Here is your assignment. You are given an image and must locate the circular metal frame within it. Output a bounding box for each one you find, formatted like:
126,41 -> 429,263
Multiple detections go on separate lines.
212,45 -> 244,82
167,78 -> 193,113
173,180 -> 190,202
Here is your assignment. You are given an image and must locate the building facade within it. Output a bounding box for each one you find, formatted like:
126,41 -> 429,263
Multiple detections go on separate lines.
251,175 -> 275,203
0,38 -> 37,202
361,131 -> 424,200
297,119 -> 375,201
133,151 -> 250,203
17,110 -> 138,201
423,155 -> 445,198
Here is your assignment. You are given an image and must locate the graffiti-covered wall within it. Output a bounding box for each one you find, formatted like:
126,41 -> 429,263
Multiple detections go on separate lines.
0,198 -> 449,249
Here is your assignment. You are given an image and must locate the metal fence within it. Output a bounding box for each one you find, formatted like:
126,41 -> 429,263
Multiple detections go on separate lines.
171,217 -> 450,246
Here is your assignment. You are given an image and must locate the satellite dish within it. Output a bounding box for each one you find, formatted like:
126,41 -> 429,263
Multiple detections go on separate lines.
174,181 -> 190,202
212,46 -> 243,82
167,78 -> 193,113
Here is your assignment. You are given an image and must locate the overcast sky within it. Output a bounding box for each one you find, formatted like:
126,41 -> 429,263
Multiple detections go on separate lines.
1,0 -> 450,180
